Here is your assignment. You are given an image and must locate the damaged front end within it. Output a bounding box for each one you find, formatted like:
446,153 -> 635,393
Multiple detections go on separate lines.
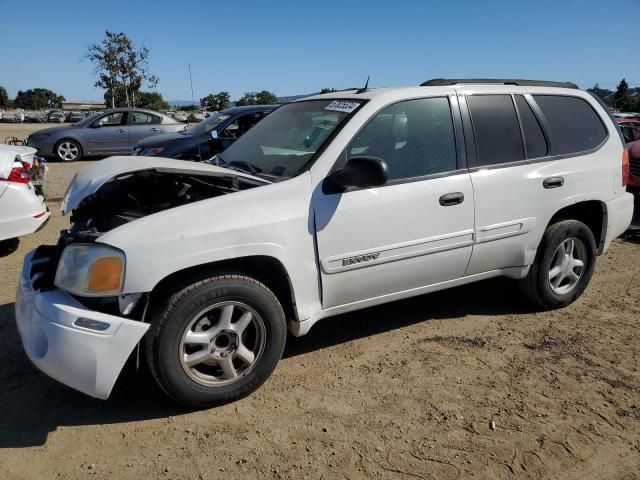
42,156 -> 269,310
17,157 -> 269,399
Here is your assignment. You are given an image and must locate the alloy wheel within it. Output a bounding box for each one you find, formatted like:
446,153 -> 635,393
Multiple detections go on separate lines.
548,237 -> 587,295
179,301 -> 266,387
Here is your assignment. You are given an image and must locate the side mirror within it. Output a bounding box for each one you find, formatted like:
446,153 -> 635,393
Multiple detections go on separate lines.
325,156 -> 388,192
91,121 -> 102,128
210,130 -> 218,140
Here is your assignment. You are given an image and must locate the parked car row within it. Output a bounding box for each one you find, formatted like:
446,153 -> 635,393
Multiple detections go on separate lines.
0,109 -> 99,124
25,105 -> 277,162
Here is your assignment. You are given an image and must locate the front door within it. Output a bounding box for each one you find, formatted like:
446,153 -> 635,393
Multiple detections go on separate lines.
314,96 -> 475,308
85,111 -> 129,154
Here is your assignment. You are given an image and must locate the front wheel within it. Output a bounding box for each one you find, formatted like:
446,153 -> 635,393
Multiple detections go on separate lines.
145,274 -> 287,408
519,220 -> 597,309
55,139 -> 82,162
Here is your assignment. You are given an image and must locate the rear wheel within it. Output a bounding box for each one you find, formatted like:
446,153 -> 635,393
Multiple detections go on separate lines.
145,274 -> 287,408
520,220 -> 597,309
55,139 -> 82,162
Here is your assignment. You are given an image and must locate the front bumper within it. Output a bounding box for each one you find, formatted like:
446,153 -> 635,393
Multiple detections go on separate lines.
25,137 -> 54,157
15,250 -> 149,399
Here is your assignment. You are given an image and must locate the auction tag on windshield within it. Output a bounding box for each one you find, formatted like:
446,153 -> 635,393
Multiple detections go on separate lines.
324,100 -> 361,114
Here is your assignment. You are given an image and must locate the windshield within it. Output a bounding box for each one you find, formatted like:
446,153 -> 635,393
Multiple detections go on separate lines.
186,112 -> 232,135
214,99 -> 362,180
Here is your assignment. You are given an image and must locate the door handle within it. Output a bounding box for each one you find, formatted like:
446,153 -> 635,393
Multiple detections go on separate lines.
439,192 -> 464,206
543,176 -> 564,189
116,128 -> 126,134
150,127 -> 160,132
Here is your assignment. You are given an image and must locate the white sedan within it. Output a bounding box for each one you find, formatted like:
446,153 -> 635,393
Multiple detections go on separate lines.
0,144 -> 50,241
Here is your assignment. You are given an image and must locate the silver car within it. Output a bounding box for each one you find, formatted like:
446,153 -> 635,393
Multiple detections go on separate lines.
27,108 -> 185,161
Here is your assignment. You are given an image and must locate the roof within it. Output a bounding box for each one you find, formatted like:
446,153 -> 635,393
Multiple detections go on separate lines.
223,104 -> 279,114
421,78 -> 579,89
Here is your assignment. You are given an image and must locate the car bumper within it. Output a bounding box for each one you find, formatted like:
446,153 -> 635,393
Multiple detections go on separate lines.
603,192 -> 635,251
25,138 -> 54,157
0,182 -> 50,241
15,250 -> 149,399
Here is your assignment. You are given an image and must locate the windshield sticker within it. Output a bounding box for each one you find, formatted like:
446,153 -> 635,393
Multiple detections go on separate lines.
324,100 -> 361,114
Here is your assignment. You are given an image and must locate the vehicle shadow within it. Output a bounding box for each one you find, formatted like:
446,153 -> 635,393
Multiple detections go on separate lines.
0,238 -> 20,257
0,277 -> 533,448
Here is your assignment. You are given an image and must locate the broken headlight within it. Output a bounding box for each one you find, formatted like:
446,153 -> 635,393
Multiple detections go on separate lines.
54,244 -> 126,297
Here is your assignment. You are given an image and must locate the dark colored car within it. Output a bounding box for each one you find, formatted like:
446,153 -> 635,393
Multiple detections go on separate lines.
132,105 -> 278,161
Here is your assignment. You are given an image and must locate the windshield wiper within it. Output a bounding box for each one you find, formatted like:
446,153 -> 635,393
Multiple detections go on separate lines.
229,160 -> 262,176
213,154 -> 257,175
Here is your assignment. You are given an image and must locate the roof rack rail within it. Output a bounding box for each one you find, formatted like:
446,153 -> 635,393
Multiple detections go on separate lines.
420,78 -> 579,89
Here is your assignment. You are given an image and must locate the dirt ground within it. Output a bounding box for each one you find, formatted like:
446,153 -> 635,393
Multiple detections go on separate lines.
1,122 -> 639,479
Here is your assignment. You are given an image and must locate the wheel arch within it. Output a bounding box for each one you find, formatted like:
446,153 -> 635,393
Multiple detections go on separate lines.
546,200 -> 607,254
149,255 -> 299,322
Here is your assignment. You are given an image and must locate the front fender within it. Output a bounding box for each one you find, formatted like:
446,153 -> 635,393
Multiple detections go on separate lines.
98,173 -> 322,320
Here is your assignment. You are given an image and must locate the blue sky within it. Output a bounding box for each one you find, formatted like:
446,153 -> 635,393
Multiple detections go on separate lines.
0,0 -> 638,102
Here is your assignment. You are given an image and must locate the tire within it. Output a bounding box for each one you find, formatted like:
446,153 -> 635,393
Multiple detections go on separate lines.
55,139 -> 82,162
519,220 -> 597,309
145,274 -> 287,408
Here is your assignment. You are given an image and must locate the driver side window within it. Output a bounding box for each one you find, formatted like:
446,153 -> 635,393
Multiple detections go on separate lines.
220,114 -> 261,139
98,112 -> 127,127
347,97 -> 457,181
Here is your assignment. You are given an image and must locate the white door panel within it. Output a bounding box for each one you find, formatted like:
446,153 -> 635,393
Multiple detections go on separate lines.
315,173 -> 475,308
466,161 -> 573,275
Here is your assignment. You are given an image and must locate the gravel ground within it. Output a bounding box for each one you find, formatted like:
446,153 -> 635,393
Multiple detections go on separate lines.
0,123 -> 639,479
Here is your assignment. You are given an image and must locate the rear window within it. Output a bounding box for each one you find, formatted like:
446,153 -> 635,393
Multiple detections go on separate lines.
532,95 -> 607,155
467,94 -> 524,166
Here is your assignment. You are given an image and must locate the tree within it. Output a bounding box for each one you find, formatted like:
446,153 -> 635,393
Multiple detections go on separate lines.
587,84 -> 611,102
200,91 -> 230,111
320,88 -> 337,94
136,92 -> 170,111
14,88 -> 65,109
614,78 -> 631,111
85,31 -> 159,108
235,90 -> 278,106
0,86 -> 10,108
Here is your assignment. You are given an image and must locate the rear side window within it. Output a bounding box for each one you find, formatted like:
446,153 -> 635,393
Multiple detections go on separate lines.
532,95 -> 607,155
514,95 -> 548,158
467,95 -> 524,166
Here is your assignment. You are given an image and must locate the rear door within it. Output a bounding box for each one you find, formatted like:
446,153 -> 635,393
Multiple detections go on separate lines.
461,89 -> 609,275
314,95 -> 476,308
85,111 -> 129,154
128,111 -> 164,148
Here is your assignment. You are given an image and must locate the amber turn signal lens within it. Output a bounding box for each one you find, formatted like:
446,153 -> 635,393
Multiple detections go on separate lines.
87,256 -> 123,291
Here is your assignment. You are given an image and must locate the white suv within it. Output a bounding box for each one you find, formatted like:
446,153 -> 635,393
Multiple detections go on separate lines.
16,79 -> 634,407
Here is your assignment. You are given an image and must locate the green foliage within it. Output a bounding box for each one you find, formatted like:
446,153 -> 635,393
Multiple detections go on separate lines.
587,83 -> 611,101
137,92 -> 170,111
85,31 -> 159,108
14,88 -> 65,109
320,88 -> 337,94
200,91 -> 230,111
614,78 -> 631,111
235,90 -> 278,106
0,86 -> 10,108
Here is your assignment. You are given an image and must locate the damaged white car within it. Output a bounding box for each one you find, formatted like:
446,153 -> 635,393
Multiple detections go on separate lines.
16,81 -> 634,407
0,144 -> 50,241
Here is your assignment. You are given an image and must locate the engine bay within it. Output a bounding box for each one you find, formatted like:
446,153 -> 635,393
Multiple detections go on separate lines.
66,169 -> 261,240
